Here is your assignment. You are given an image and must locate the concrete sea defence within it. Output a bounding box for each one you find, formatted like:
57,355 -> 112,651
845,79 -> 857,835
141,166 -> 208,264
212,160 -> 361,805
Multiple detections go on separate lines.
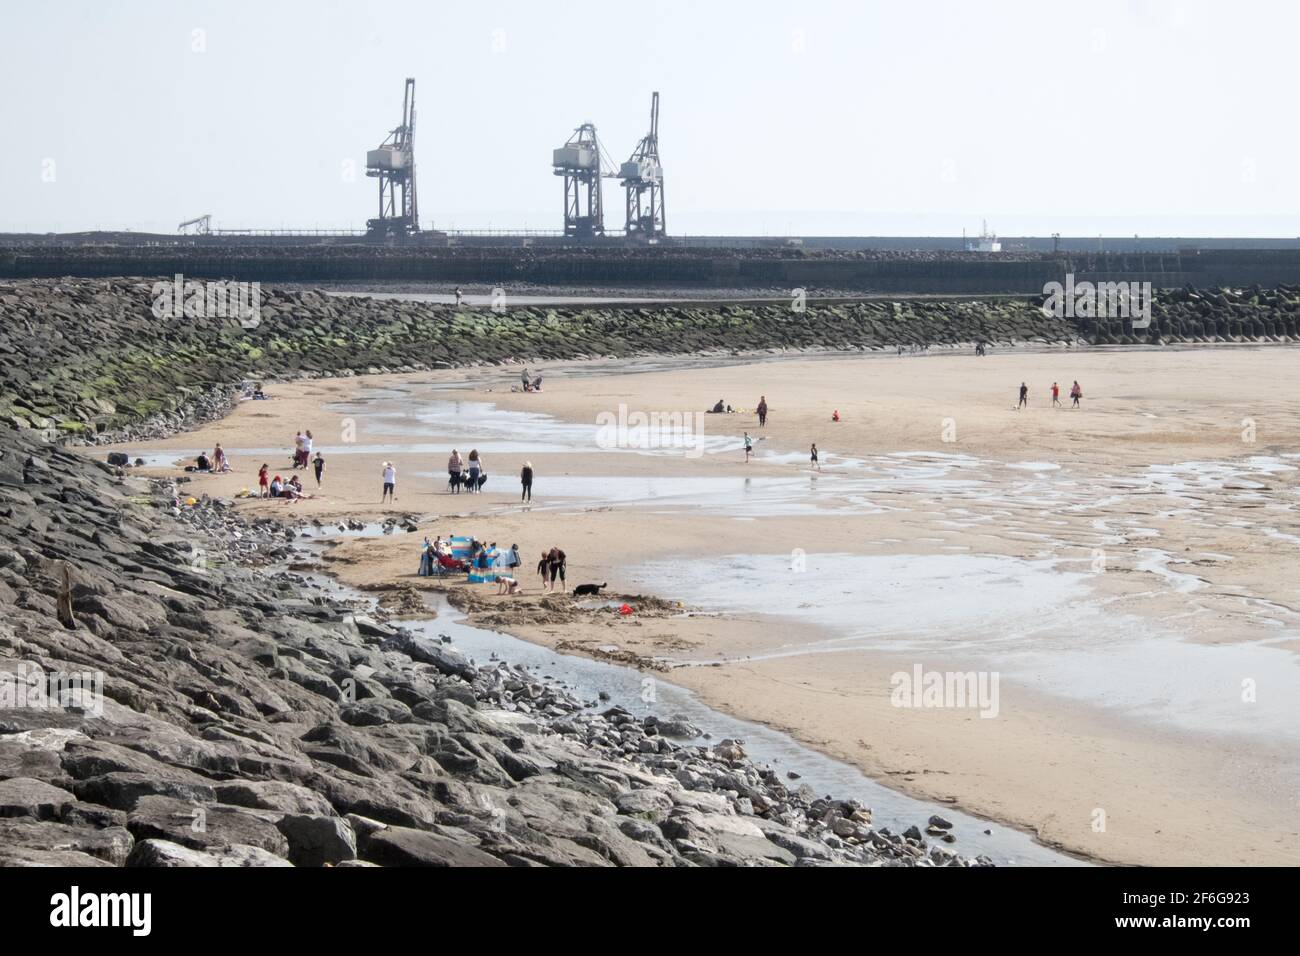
6,243 -> 1300,293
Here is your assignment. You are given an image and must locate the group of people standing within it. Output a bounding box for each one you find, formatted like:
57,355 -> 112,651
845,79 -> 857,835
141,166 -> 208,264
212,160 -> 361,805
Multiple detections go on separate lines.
446,449 -> 486,494
1018,380 -> 1083,409
537,546 -> 567,592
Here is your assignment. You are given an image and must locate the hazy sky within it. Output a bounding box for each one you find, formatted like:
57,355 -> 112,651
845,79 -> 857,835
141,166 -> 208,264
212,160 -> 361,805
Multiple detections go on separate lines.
3,0 -> 1297,236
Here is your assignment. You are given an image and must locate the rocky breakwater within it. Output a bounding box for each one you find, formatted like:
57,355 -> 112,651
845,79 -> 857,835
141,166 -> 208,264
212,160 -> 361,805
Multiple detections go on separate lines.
1085,284 -> 1300,345
0,278 -> 1079,438
0,425 -> 987,866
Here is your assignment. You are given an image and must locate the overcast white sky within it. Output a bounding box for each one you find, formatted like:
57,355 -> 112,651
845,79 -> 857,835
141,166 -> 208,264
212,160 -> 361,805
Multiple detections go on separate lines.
2,0 -> 1297,236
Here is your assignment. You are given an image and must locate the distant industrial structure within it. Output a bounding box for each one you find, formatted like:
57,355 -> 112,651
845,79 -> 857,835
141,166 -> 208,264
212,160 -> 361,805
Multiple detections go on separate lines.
365,78 -> 419,238
552,123 -> 608,239
550,92 -> 665,240
174,79 -> 673,243
619,92 -> 665,240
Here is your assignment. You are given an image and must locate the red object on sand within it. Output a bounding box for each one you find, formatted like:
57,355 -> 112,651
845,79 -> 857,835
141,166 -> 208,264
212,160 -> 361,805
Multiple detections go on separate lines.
619,603 -> 633,615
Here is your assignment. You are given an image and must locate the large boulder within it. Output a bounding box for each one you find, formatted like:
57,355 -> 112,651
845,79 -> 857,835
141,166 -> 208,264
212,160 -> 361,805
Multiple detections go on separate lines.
275,814 -> 357,867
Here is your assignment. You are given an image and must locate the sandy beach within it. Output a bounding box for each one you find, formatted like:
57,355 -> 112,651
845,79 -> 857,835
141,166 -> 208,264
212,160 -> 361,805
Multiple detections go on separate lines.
100,344 -> 1300,866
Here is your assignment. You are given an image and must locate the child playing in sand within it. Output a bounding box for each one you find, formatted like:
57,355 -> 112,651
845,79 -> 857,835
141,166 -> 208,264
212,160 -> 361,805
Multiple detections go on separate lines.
258,463 -> 269,498
496,576 -> 520,595
744,432 -> 753,462
811,443 -> 821,471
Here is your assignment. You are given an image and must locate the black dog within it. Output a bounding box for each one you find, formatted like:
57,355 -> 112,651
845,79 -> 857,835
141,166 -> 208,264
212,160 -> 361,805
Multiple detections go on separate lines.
572,582 -> 608,597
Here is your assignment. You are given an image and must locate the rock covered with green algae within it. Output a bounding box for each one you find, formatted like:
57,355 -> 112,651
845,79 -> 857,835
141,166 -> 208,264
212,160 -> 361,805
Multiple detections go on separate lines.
2,277 -> 1294,438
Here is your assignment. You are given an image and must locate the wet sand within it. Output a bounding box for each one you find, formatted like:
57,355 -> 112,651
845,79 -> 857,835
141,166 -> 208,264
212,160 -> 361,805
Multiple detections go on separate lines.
99,345 -> 1300,866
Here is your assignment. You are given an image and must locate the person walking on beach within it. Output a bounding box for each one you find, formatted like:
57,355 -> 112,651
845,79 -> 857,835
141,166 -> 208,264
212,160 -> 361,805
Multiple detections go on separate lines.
810,443 -> 821,472
312,452 -> 326,487
757,396 -> 768,427
448,449 -> 464,493
1051,382 -> 1061,407
546,546 -> 567,593
520,461 -> 534,501
1018,382 -> 1029,409
381,461 -> 397,504
467,449 -> 482,493
258,463 -> 269,498
454,287 -> 463,307
1070,380 -> 1083,408
743,432 -> 754,462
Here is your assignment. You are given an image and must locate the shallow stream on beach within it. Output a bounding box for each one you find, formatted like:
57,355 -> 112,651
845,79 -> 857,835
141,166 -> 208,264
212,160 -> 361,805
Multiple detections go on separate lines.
298,385 -> 1300,748
294,544 -> 1081,866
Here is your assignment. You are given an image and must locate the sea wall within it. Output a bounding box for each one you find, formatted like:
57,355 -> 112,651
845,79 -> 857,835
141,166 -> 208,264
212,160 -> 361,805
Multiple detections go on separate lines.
7,244 -> 1300,293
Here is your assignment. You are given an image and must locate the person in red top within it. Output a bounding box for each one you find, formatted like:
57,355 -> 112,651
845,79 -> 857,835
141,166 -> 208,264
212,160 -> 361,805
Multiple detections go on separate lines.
258,463 -> 270,498
1051,382 -> 1061,407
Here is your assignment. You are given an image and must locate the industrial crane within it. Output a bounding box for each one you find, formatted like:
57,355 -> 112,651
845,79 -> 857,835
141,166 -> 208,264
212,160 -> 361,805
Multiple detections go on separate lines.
366,78 -> 419,238
620,92 -> 665,240
552,123 -> 611,239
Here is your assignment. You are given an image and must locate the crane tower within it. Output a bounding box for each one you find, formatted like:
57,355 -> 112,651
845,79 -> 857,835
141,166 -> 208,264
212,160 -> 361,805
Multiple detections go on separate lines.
620,92 -> 665,239
552,123 -> 606,238
366,78 -> 419,238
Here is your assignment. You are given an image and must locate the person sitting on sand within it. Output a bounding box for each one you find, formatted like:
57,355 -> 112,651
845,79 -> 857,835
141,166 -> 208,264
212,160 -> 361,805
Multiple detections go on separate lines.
281,475 -> 306,502
196,452 -> 212,472
711,399 -> 725,414
269,474 -> 284,498
831,410 -> 840,422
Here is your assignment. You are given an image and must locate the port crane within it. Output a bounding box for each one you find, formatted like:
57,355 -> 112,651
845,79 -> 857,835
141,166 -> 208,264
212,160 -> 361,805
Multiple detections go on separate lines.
619,92 -> 665,240
552,123 -> 610,238
366,78 -> 419,238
